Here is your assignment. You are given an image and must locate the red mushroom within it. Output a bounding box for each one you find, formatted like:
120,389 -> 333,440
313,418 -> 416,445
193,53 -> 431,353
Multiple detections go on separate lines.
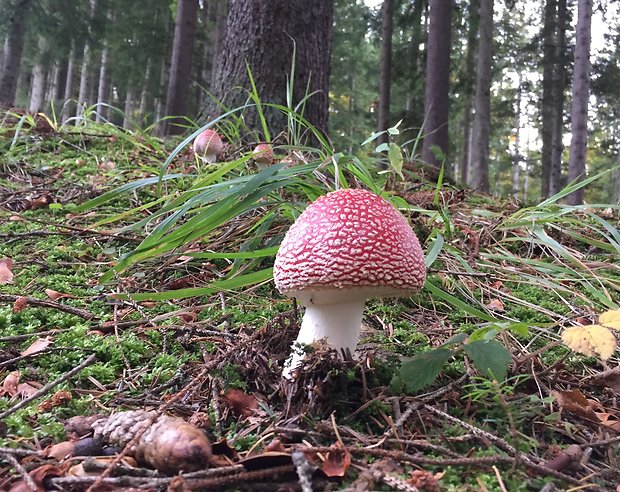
274,188 -> 426,377
253,143 -> 273,169
193,129 -> 223,164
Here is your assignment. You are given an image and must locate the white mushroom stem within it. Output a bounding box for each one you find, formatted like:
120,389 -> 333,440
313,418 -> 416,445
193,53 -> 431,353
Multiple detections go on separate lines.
283,299 -> 365,379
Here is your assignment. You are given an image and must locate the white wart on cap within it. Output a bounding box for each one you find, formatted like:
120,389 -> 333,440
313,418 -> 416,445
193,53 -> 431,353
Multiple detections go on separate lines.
274,188 -> 426,377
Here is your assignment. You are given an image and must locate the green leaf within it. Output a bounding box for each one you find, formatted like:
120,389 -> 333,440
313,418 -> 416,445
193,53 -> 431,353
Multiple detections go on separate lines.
387,143 -> 404,178
398,348 -> 453,392
463,340 -> 511,381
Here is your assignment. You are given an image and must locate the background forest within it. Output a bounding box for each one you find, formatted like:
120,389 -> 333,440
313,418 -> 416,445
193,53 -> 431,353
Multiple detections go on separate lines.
1,0 -> 620,200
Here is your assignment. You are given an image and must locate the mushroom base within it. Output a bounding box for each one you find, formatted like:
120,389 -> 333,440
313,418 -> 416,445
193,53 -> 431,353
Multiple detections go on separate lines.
283,299 -> 365,379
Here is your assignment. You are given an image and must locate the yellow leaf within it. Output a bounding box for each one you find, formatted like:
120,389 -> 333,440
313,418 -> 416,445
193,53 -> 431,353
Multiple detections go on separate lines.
599,310 -> 620,331
561,325 -> 617,360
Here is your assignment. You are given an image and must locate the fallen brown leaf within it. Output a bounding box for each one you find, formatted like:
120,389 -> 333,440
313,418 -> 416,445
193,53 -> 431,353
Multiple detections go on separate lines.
45,440 -> 76,460
1,371 -> 21,397
21,336 -> 53,356
0,258 -> 14,284
45,289 -> 77,301
322,442 -> 351,478
38,390 -> 72,412
13,296 -> 28,312
222,388 -> 258,419
485,298 -> 505,312
552,389 -> 600,422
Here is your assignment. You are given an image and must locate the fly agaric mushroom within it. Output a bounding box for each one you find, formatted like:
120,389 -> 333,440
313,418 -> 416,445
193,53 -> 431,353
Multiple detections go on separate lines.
274,188 -> 426,378
193,129 -> 223,164
253,143 -> 273,169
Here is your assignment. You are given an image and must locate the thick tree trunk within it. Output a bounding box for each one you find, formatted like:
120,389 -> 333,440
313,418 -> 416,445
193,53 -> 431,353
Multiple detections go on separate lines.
566,0 -> 593,205
164,0 -> 199,135
549,0 -> 568,196
0,0 -> 33,108
209,0 -> 333,137
377,0 -> 394,145
95,46 -> 110,123
540,0 -> 557,198
52,59 -> 68,103
210,0 -> 228,89
469,0 -> 494,193
421,0 -> 452,168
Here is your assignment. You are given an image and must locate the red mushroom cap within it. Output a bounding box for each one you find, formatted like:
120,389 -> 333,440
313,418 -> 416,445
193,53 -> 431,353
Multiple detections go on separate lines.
193,129 -> 223,162
253,143 -> 273,166
273,188 -> 426,305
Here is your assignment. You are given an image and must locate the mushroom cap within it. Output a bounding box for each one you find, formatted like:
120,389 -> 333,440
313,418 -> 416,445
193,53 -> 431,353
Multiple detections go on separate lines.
193,129 -> 223,161
253,143 -> 273,165
273,188 -> 426,306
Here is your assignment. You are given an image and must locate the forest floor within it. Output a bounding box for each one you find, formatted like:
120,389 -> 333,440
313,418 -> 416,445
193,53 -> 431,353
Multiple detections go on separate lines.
1,116 -> 620,492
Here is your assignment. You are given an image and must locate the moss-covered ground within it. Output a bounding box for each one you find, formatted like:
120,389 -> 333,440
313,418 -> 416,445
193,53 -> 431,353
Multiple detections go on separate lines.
1,118 -> 619,491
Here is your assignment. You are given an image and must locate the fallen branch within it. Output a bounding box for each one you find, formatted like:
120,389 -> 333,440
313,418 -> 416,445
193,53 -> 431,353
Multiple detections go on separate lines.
0,353 -> 97,420
0,294 -> 96,320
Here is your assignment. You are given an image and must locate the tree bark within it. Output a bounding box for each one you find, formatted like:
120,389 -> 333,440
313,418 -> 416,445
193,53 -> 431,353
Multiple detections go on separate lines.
123,88 -> 134,129
549,0 -> 568,196
540,0 -> 557,198
210,0 -> 228,90
0,0 -> 33,108
164,0 -> 199,135
208,0 -> 333,137
458,0 -> 479,185
512,75 -> 522,200
567,0 -> 593,205
61,45 -> 76,123
421,0 -> 453,168
377,0 -> 394,145
75,0 -> 99,121
469,0 -> 494,193
95,43 -> 110,123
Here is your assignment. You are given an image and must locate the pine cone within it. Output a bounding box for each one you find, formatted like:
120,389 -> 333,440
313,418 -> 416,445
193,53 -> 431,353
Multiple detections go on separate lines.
92,410 -> 211,473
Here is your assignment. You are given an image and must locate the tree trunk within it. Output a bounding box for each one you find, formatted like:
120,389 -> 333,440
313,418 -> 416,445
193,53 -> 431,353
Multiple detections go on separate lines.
0,0 -> 33,108
164,0 -> 199,135
75,0 -> 99,121
53,59 -> 68,103
95,46 -> 110,123
210,0 -> 228,89
566,0 -> 593,206
208,0 -> 334,137
61,45 -> 76,123
123,88 -> 134,129
512,76 -> 522,200
421,0 -> 452,168
469,0 -> 494,193
549,0 -> 568,197
139,59 -> 153,126
458,0 -> 479,185
540,0 -> 557,198
377,0 -> 394,145
29,65 -> 47,113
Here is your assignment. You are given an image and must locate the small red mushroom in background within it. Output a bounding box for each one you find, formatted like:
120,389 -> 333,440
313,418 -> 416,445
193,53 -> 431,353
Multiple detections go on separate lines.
273,188 -> 427,378
193,129 -> 223,164
253,143 -> 273,169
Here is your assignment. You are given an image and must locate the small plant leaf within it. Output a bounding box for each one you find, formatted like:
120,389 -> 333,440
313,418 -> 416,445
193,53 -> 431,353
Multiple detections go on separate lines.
387,142 -> 404,179
561,325 -> 617,360
599,310 -> 620,330
463,340 -> 511,381
398,348 -> 453,393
